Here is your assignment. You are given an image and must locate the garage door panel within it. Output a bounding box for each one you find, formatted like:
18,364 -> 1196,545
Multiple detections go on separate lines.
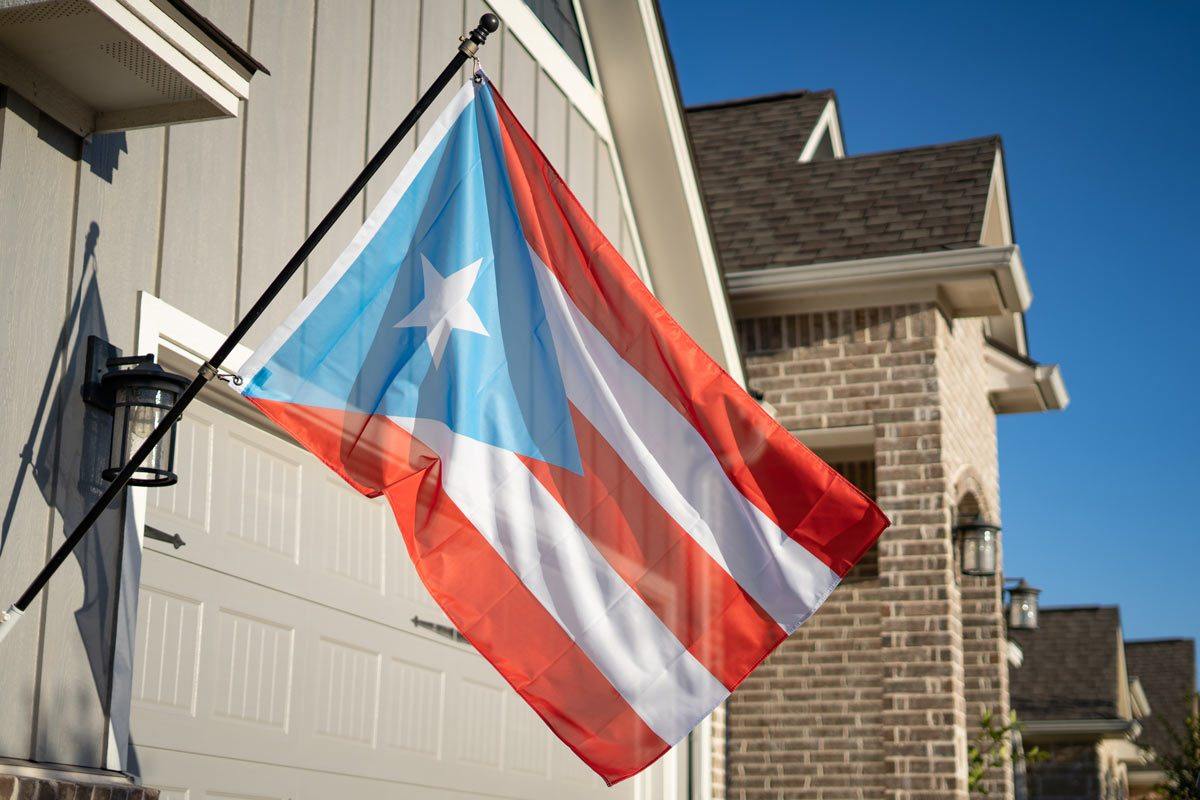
148,404 -> 450,631
134,402 -> 633,799
149,408 -> 216,539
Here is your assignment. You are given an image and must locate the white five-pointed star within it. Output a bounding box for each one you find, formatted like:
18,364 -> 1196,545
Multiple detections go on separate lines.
394,254 -> 489,367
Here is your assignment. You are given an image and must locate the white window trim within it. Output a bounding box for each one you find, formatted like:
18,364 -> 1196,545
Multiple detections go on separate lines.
489,0 -> 609,141
489,0 -> 653,287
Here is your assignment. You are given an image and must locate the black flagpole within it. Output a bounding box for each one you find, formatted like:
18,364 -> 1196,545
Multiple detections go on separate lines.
0,12 -> 501,643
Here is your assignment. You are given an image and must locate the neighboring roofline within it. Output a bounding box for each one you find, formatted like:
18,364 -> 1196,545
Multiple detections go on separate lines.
1022,718 -> 1140,741
725,244 -> 1032,320
162,0 -> 269,75
1129,677 -> 1152,719
798,98 -> 845,162
1039,605 -> 1121,613
685,88 -> 834,113
799,133 -> 1001,165
1126,637 -> 1196,645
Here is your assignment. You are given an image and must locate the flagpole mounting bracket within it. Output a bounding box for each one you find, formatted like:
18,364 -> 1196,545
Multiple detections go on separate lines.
197,361 -> 243,387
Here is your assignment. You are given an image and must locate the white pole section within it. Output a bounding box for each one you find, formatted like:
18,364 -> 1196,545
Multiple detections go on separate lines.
0,604 -> 23,645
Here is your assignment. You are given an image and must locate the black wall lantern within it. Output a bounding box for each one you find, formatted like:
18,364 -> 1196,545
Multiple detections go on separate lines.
1006,578 -> 1041,630
82,336 -> 190,487
955,517 -> 1000,577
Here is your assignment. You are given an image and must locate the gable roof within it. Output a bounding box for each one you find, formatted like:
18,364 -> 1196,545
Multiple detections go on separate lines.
687,89 -> 836,169
686,92 -> 999,273
1126,638 -> 1197,759
1010,606 -> 1124,721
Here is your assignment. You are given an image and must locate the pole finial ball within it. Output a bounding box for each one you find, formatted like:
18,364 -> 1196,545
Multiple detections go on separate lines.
479,13 -> 500,33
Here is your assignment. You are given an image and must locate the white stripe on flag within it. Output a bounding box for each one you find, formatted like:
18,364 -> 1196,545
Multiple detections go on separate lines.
239,81 -> 479,383
389,415 -> 730,746
529,249 -> 841,632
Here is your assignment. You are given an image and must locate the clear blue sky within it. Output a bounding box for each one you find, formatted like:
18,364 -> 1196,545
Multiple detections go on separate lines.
660,1 -> 1200,651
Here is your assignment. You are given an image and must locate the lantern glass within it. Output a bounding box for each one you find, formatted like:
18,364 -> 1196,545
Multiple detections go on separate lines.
1008,583 -> 1040,630
101,362 -> 188,488
959,526 -> 998,577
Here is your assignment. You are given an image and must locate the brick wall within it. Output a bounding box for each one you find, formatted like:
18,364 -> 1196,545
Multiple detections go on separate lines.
0,772 -> 159,800
726,581 -> 885,799
728,304 -> 1011,800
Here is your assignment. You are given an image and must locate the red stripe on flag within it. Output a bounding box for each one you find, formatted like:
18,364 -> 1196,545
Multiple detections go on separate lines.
519,406 -> 786,690
246,399 -> 671,782
245,397 -> 435,496
385,442 -> 671,785
488,84 -> 888,577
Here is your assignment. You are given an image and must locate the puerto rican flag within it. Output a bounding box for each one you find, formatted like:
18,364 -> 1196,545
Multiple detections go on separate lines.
238,75 -> 888,785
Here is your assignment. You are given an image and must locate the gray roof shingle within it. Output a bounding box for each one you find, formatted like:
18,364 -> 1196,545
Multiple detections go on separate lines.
686,92 -> 999,273
1010,607 -> 1123,721
1126,638 -> 1197,759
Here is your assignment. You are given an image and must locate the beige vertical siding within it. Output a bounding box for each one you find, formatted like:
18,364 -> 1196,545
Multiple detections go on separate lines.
365,0 -> 420,210
239,0 -> 317,341
0,0 -> 650,770
305,0 -> 372,293
0,90 -> 80,761
158,0 -> 250,332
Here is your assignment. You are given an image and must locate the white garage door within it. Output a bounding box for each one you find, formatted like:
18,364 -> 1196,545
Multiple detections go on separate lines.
128,399 -> 648,799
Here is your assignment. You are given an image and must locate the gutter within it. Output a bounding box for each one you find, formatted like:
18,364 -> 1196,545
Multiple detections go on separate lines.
1022,718 -> 1140,741
984,337 -> 1070,412
725,244 -> 1033,316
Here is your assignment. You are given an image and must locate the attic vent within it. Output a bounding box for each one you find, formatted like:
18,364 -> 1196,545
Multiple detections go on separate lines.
0,0 -> 90,27
100,40 -> 198,103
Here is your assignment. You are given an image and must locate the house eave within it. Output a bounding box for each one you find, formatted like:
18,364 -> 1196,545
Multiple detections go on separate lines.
725,244 -> 1033,320
1022,718 -> 1139,743
0,0 -> 263,136
984,339 -> 1069,414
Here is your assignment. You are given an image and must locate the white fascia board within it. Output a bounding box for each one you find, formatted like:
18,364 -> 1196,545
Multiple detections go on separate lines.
1007,640 -> 1024,668
630,0 -> 744,385
798,99 -> 845,162
727,245 -> 1033,318
1022,718 -> 1137,740
120,0 -> 252,96
1129,677 -> 1152,719
984,343 -> 1069,414
1128,768 -> 1166,787
979,149 -> 1014,246
89,0 -> 243,121
795,424 -> 875,453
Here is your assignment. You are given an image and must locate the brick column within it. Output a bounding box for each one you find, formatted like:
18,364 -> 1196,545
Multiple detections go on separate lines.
873,305 -> 968,800
942,315 -> 1012,800
723,304 -> 1005,800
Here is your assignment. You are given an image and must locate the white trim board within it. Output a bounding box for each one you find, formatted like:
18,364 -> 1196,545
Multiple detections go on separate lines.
631,0 -> 744,385
798,98 -> 845,163
106,292 -> 255,771
489,0 -> 611,143
726,245 -> 1033,320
